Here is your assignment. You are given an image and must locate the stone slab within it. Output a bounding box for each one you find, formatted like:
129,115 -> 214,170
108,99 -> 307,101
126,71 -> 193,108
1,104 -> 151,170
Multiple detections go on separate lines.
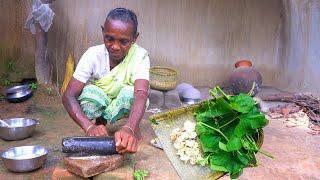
93,154 -> 134,180
52,166 -> 87,180
64,155 -> 124,178
93,163 -> 134,180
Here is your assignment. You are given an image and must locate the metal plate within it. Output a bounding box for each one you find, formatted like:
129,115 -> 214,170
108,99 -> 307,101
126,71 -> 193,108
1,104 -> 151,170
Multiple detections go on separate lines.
6,90 -> 33,103
5,85 -> 30,94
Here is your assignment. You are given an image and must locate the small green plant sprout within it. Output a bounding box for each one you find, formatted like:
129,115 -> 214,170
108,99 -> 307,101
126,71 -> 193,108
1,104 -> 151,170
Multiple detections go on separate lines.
29,82 -> 38,90
4,79 -> 11,86
46,87 -> 53,95
134,169 -> 149,180
0,94 -> 4,100
5,60 -> 14,71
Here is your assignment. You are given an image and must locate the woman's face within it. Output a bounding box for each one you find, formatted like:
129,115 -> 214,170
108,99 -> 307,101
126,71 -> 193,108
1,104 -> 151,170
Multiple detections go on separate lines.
102,19 -> 137,63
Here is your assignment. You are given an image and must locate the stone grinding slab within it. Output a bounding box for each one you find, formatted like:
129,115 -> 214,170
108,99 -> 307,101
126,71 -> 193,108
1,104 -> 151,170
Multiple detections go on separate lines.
64,154 -> 124,178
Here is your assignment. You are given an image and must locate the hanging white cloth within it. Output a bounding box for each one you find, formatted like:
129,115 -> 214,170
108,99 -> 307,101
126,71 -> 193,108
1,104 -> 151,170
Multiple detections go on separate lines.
25,0 -> 55,34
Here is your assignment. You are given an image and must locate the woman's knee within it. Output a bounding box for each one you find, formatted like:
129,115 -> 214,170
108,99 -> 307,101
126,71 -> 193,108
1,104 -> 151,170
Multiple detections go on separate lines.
118,85 -> 134,98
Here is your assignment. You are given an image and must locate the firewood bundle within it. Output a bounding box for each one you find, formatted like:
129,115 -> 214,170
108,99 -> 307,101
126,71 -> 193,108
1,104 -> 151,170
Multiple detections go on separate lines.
260,92 -> 320,124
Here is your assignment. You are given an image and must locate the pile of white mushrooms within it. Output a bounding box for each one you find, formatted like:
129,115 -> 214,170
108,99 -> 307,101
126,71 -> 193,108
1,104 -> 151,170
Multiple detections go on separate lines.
170,120 -> 203,165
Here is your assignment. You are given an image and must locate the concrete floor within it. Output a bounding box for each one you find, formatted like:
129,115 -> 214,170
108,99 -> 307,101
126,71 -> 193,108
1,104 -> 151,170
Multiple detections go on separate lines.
0,86 -> 319,179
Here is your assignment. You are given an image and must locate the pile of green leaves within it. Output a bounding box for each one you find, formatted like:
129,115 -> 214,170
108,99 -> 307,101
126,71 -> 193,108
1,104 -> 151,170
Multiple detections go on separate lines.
195,87 -> 273,179
134,169 -> 149,180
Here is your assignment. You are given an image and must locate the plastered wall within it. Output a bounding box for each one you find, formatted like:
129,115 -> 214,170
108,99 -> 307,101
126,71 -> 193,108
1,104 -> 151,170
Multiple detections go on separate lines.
48,0 -> 282,87
279,0 -> 320,96
0,0 -> 35,82
1,0 -> 319,96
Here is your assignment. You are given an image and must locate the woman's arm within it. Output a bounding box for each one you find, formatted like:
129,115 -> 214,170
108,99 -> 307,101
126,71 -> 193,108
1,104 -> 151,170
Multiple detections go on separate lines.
62,77 -> 108,136
114,79 -> 149,153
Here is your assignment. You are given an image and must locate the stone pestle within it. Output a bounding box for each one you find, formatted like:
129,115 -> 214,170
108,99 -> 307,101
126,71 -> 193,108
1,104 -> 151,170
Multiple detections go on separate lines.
61,136 -> 117,156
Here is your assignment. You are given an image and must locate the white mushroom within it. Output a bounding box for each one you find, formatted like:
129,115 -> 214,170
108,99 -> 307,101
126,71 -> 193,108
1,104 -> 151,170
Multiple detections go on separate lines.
185,140 -> 193,147
186,131 -> 197,139
180,154 -> 190,163
173,141 -> 184,149
190,158 -> 197,165
183,120 -> 196,132
171,120 -> 205,165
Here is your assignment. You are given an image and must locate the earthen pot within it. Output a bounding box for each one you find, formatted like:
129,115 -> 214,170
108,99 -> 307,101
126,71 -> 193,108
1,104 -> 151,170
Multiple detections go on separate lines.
229,60 -> 262,95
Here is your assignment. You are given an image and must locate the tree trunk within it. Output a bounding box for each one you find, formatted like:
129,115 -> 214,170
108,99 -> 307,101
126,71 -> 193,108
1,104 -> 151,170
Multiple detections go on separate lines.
35,22 -> 52,84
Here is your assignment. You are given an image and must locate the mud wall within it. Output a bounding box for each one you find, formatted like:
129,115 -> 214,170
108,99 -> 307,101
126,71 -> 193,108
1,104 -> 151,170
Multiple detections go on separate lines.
0,0 -> 35,84
48,0 -> 282,87
1,0 -> 319,96
279,0 -> 320,96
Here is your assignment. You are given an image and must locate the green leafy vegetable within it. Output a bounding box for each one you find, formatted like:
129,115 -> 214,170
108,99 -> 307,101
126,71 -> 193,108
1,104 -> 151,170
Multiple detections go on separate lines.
195,86 -> 272,179
149,118 -> 159,125
229,94 -> 255,113
134,169 -> 149,180
29,82 -> 38,90
0,94 -> 4,100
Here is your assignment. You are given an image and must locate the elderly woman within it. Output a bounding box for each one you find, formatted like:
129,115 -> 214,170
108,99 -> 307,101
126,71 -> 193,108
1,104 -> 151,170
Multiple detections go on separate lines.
62,8 -> 150,154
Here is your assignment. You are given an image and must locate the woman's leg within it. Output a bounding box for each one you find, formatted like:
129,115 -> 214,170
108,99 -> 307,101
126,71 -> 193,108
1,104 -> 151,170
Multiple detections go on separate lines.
78,84 -> 111,120
103,85 -> 134,124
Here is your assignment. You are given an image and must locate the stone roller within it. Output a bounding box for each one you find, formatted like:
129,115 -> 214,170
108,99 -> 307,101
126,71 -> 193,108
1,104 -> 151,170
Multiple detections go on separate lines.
61,136 -> 117,156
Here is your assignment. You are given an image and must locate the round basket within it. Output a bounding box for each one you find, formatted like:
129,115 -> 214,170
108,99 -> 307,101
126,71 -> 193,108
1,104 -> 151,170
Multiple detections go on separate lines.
149,66 -> 178,91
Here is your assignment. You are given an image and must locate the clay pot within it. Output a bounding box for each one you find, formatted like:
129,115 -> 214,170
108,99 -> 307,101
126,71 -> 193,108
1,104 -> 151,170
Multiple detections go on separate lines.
235,60 -> 252,68
229,60 -> 262,95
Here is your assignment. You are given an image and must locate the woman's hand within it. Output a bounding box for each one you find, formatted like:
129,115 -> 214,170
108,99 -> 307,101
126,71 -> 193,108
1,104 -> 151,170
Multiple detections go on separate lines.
86,124 -> 108,136
114,126 -> 140,153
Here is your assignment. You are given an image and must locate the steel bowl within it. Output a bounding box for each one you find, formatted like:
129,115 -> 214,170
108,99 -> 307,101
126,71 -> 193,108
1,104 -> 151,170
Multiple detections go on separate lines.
1,145 -> 48,172
6,88 -> 33,103
0,118 -> 40,140
179,96 -> 200,105
5,85 -> 30,94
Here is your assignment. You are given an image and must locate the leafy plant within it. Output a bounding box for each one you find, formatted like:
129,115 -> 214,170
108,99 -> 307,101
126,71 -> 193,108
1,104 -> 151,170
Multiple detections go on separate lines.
134,169 -> 149,180
6,61 -> 14,71
0,94 -> 4,100
46,87 -> 53,95
29,82 -> 38,90
149,118 -> 159,125
4,79 -> 11,86
195,86 -> 273,179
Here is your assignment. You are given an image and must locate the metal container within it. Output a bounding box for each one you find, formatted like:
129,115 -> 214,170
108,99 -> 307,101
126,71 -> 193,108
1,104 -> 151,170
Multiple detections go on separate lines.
1,145 -> 48,172
5,85 -> 30,94
0,118 -> 40,140
179,87 -> 201,105
5,88 -> 33,103
179,96 -> 200,105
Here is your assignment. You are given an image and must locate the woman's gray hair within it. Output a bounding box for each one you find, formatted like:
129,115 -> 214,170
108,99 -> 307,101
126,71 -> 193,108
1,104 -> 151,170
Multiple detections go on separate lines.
106,8 -> 138,36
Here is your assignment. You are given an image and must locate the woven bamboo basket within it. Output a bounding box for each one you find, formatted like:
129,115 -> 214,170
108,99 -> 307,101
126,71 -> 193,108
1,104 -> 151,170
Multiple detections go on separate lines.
149,99 -> 264,179
149,66 -> 178,91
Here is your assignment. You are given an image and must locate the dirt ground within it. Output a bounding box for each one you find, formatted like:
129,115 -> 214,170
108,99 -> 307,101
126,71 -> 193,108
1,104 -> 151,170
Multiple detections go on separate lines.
0,85 -> 320,180
0,85 -> 179,180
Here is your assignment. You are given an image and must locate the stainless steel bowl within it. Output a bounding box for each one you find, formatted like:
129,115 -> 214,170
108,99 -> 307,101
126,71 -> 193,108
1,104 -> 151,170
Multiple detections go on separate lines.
1,145 -> 48,172
0,118 -> 40,140
6,89 -> 33,103
179,96 -> 200,105
5,85 -> 30,94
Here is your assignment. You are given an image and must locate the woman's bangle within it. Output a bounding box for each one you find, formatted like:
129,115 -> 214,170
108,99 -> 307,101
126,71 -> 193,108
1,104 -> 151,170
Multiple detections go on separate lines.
122,125 -> 135,136
85,124 -> 94,133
